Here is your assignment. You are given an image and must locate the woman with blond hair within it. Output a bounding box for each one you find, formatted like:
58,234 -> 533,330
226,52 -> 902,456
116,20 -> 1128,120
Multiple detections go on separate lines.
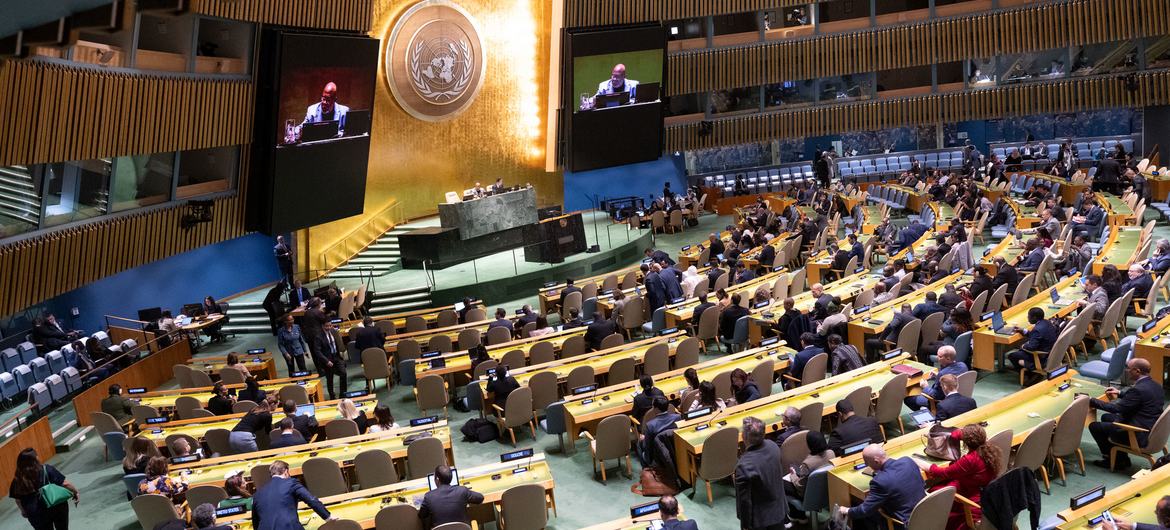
338,398 -> 369,434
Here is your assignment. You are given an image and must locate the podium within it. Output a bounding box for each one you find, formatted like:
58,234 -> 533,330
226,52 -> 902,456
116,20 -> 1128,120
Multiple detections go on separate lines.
437,187 -> 537,240
524,212 -> 587,263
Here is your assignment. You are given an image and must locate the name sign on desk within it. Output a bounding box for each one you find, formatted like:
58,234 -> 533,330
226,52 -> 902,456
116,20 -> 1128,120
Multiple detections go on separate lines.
630,501 -> 661,518
127,387 -> 146,394
1070,485 -> 1106,509
343,390 -> 368,398
753,301 -> 770,309
291,371 -> 311,377
330,318 -> 343,324
247,348 -> 266,354
410,415 -> 440,427
543,281 -> 557,288
215,505 -> 247,518
882,349 -> 903,361
145,417 -> 168,425
760,336 -> 780,347
171,454 -> 200,465
842,442 -> 868,456
683,407 -> 712,420
1047,365 -> 1069,380
853,305 -> 870,315
500,448 -> 534,463
658,328 -> 677,336
421,351 -> 442,359
571,384 -> 597,395
512,467 -> 528,475
1142,320 -> 1159,333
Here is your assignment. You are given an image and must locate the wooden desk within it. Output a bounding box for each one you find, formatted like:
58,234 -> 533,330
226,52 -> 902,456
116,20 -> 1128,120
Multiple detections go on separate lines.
188,354 -> 278,380
663,268 -> 795,328
969,273 -> 1083,371
978,233 -> 1025,276
338,301 -> 482,336
885,184 -> 928,213
845,272 -> 967,348
412,327 -> 588,379
1093,226 -> 1144,275
1002,198 -> 1041,229
73,339 -> 193,427
927,202 -> 955,232
384,315 -> 522,355
828,372 -> 1104,508
563,345 -> 794,440
1098,193 -> 1136,226
1056,463 -> 1170,527
134,375 -> 321,410
858,205 -> 885,234
174,424 -> 452,489
1131,312 -> 1170,384
138,396 -> 377,449
538,265 -> 644,314
222,454 -> 555,530
749,271 -> 883,346
805,238 -> 867,287
738,232 -> 796,270
678,231 -> 731,269
888,231 -> 938,263
672,355 -> 927,485
1027,172 -> 1086,204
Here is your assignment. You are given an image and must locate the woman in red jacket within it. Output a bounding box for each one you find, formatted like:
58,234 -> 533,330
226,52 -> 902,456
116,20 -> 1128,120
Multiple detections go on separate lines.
917,424 -> 1002,530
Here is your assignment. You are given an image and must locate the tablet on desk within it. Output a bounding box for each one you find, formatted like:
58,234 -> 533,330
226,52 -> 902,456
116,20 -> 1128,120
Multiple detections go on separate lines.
427,468 -> 459,490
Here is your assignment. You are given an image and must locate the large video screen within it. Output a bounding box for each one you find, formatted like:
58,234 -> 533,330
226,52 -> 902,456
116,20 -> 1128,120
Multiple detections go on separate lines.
249,30 -> 378,235
565,25 -> 666,172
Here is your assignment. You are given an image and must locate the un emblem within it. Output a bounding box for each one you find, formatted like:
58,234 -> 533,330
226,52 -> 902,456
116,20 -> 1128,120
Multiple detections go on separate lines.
385,0 -> 486,121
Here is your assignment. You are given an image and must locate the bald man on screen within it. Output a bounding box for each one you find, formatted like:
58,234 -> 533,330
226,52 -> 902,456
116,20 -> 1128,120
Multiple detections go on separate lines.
596,63 -> 639,97
304,81 -> 349,135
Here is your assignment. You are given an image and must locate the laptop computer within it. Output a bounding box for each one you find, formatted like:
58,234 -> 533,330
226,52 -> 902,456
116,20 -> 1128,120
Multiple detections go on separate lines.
910,408 -> 936,428
594,91 -> 631,108
295,403 -> 316,417
990,311 -> 1014,335
426,468 -> 459,490
344,110 -> 371,136
634,82 -> 660,103
301,120 -> 339,142
1050,287 -> 1074,306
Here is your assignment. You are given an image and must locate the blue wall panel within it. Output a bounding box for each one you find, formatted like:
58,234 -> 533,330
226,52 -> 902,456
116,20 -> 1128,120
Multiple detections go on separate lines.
563,155 -> 687,212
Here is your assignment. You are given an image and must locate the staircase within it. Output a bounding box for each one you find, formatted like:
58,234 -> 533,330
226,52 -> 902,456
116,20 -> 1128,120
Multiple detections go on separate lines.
219,285 -> 433,335
219,300 -> 274,335
0,165 -> 41,228
330,227 -> 413,278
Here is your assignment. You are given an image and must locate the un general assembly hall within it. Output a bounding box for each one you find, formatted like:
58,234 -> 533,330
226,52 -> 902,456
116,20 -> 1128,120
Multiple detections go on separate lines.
3,0 -> 1170,529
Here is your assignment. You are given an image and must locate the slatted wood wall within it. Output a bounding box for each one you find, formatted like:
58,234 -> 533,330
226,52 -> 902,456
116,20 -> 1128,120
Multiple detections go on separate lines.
190,0 -> 373,32
665,70 -> 1170,151
0,60 -> 254,167
669,0 -> 1167,95
564,0 -> 811,27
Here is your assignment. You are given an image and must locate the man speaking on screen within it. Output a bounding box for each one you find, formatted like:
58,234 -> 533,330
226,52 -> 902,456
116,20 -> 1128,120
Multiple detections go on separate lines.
303,82 -> 349,135
596,63 -> 639,98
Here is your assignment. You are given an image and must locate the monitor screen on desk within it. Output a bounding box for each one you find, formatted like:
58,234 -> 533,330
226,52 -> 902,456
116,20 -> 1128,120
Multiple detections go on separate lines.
427,468 -> 459,490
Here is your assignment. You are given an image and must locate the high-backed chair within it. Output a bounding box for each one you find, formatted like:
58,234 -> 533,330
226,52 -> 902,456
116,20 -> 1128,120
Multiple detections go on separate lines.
643,343 -> 670,376
362,348 -> 392,392
1011,419 -> 1055,493
799,402 -> 824,431
303,457 -> 349,497
496,483 -> 550,530
131,494 -> 180,530
583,414 -> 634,484
375,505 -> 423,530
528,371 -> 558,416
528,341 -> 555,366
320,520 -> 363,530
1050,396 -> 1090,485
874,373 -> 909,438
694,426 -> 739,505
185,485 -> 227,512
780,430 -> 810,473
279,384 -> 311,405
500,349 -> 526,371
1108,405 -> 1170,472
493,386 -> 537,447
783,352 -> 827,388
414,374 -> 449,417
354,449 -> 399,488
325,419 -> 360,440
457,329 -> 482,351
675,337 -> 700,368
883,486 -> 956,530
607,357 -> 636,386
566,365 -> 594,391
407,436 -> 448,479
599,333 -> 624,351
561,335 -> 586,358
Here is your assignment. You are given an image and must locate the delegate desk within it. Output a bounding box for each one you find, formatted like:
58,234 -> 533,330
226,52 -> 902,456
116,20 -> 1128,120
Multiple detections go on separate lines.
470,332 -> 689,408
537,265 -> 644,314
1028,172 -> 1087,204
138,395 -> 377,450
737,232 -> 797,270
338,301 -> 483,336
977,183 -> 1006,204
663,269 -> 796,328
187,353 -> 277,381
678,231 -> 732,269
889,231 -> 937,263
858,205 -> 885,235
1098,193 -> 1136,226
173,423 -> 454,490
1056,464 -> 1170,527
926,202 -> 955,232
1131,312 -> 1170,384
828,371 -> 1105,508
133,375 -> 322,411
581,512 -> 689,530
970,273 -> 1083,371
1092,225 -> 1144,275
885,184 -> 929,213
978,233 -> 1026,276
806,236 -> 872,287
384,315 -> 523,355
563,345 -> 795,440
672,355 -> 928,485
1003,198 -> 1042,229
412,327 -> 589,380
749,271 -> 883,345
222,454 -> 555,530
846,271 -> 967,348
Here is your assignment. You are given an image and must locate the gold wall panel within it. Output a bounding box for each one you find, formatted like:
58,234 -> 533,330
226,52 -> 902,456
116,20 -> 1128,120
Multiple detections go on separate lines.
0,60 -> 254,167
307,0 -> 560,257
668,0 -> 1164,95
665,70 -> 1170,151
190,0 -> 373,32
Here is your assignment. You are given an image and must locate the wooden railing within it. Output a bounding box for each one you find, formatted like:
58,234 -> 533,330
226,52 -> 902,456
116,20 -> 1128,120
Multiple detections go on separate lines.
316,199 -> 404,279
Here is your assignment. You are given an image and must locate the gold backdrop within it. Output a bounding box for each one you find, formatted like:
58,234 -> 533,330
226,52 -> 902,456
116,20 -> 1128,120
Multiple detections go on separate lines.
305,0 -> 560,267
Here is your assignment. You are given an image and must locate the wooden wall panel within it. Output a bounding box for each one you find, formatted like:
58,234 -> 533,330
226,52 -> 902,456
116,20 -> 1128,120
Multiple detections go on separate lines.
0,61 -> 254,167
665,70 -> 1170,151
668,0 -> 1164,96
564,0 -> 814,28
190,0 -> 373,33
73,339 -> 192,427
0,416 -> 56,497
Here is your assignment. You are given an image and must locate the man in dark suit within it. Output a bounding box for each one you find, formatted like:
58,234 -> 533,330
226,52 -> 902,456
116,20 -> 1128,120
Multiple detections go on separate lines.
1072,202 -> 1106,240
707,260 -> 726,289
485,364 -> 520,405
638,397 -> 680,467
938,283 -> 963,312
1123,264 -> 1155,309
300,299 -> 328,361
967,266 -> 994,301
1006,307 -> 1059,370
584,312 -> 619,351
911,292 -> 945,321
562,308 -> 585,329
658,264 -> 684,302
252,460 -> 334,530
839,445 -> 925,530
658,495 -> 698,530
828,399 -> 883,455
734,416 -> 788,530
645,248 -> 676,267
758,243 -> 776,270
1016,240 -> 1046,272
33,314 -> 75,351
1095,157 -> 1123,194
865,304 -> 914,359
690,293 -> 715,330
905,346 -> 967,410
312,321 -> 348,400
288,279 -> 312,307
790,332 -> 825,384
991,256 -> 1020,295
934,374 -> 977,421
351,317 -> 386,352
1089,358 -> 1166,471
191,503 -> 233,530
418,465 -> 484,527
718,294 -> 751,348
560,278 -> 581,299
269,418 -> 308,449
487,308 -> 515,335
707,234 -> 725,258
848,233 -> 865,262
517,305 -> 538,326
632,375 -> 666,421
645,264 -> 668,313
281,400 -> 318,441
274,235 -> 294,287
734,262 -> 757,285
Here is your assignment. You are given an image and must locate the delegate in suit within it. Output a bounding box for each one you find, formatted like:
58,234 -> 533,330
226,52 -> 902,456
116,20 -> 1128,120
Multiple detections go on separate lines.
251,461 -> 333,530
418,465 -> 485,527
840,445 -> 926,529
734,417 -> 788,530
303,82 -> 349,134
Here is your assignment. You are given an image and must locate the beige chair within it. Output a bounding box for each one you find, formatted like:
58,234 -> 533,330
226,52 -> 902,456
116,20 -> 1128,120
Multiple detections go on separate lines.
582,282 -> 599,301
956,370 -> 976,398
304,456 -> 349,497
918,312 -> 945,352
752,359 -> 775,397
1108,405 -> 1170,472
186,409 -> 215,419
986,283 -> 1009,313
414,374 -> 449,416
668,210 -> 685,233
967,291 -> 988,318
407,436 -> 448,479
320,520 -> 362,530
205,428 -> 233,457
486,326 -> 513,346
405,316 -> 428,333
561,335 -> 587,358
799,402 -> 824,431
780,429 -> 810,473
783,352 -> 827,387
987,429 -> 1013,477
172,364 -> 194,389
1050,395 -> 1089,485
608,357 -> 636,385
494,386 -> 537,447
164,433 -> 201,457
694,426 -> 739,505
435,310 -> 458,328
712,271 -> 729,292
174,396 -> 202,420
562,291 -> 583,321
713,370 -> 734,400
131,494 -> 180,530
428,334 -> 453,353
643,343 -> 670,376
496,483 -> 550,530
893,318 -> 923,358
184,485 -> 227,512
874,373 -> 908,438
566,365 -> 595,391
620,297 -> 646,339
232,400 -> 258,414
465,308 -> 487,322
883,486 -> 955,530
375,505 -> 423,530
600,332 -> 625,351
602,274 -> 620,292
457,329 -> 482,351
1011,419 -> 1055,493
622,271 -> 639,290
90,411 -> 126,436
354,449 -> 399,488
397,339 -> 423,363
190,369 -> 214,387
279,384 -> 311,405
219,368 -> 247,385
651,211 -> 667,234
695,305 -> 721,353
131,405 -> 161,425
374,320 -> 397,337
528,341 -> 556,366
789,268 -> 807,298
325,418 -> 360,440
362,347 -> 392,392
250,463 -> 272,490
500,349 -> 526,371
675,337 -> 700,368
844,385 -> 873,419
472,359 -> 498,380
528,371 -> 559,415
583,415 -> 634,483
1012,273 -> 1036,306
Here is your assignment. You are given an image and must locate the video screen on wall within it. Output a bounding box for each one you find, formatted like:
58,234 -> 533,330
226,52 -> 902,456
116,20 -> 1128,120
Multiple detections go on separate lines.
565,25 -> 666,172
250,30 -> 379,235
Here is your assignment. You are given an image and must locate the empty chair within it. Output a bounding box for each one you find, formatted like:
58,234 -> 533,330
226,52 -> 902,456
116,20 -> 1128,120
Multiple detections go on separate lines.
607,357 -> 636,385
278,384 -> 311,405
599,333 -> 624,351
12,365 -> 33,392
691,425 -> 739,506
407,436 -> 448,479
428,334 -> 453,353
320,520 -> 363,530
45,350 -> 66,375
643,343 -> 670,376
457,329 -> 482,351
493,386 -> 536,446
131,404 -> 161,425
25,383 -> 50,410
205,428 -> 233,458
375,505 -> 423,530
303,457 -> 349,497
561,335 -> 586,358
584,415 -> 634,483
362,348 -> 392,393
528,341 -> 555,366
1011,419 -> 1055,493
528,370 -> 559,416
500,349 -> 526,371
752,360 -> 775,397
131,494 -> 180,530
566,365 -> 594,391
29,357 -> 50,383
172,364 -> 195,389
486,326 -> 513,346
250,463 -> 272,490
874,373 -> 909,438
219,367 -> 247,385
799,402 -> 824,431
59,366 -> 81,393
17,341 -> 36,364
674,337 -> 700,368
497,483 -> 549,530
189,369 -> 214,388
1050,396 -> 1090,485
325,418 -> 360,440
405,316 -> 428,333
232,400 -> 258,414
415,374 -> 449,416
185,485 -> 227,512
44,374 -> 67,402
